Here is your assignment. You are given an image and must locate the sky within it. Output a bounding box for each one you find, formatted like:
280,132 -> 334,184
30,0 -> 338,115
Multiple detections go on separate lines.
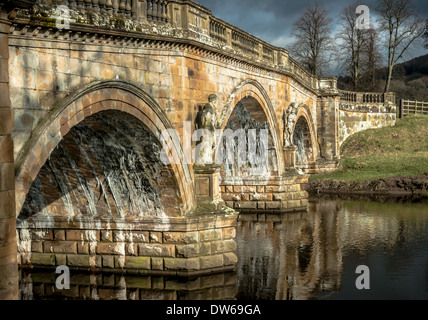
195,0 -> 428,75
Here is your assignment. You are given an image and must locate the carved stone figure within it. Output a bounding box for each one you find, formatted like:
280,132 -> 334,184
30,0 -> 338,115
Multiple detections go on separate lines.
201,94 -> 218,131
195,94 -> 219,165
283,102 -> 298,147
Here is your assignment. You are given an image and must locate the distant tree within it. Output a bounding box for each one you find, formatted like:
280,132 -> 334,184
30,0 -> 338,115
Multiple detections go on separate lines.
290,2 -> 334,76
360,27 -> 383,91
336,3 -> 383,92
336,3 -> 366,91
425,20 -> 428,49
377,0 -> 425,93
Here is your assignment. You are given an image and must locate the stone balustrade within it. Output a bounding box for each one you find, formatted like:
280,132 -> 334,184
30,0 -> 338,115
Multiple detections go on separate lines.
21,1 -> 398,103
16,0 -> 322,92
339,90 -> 396,106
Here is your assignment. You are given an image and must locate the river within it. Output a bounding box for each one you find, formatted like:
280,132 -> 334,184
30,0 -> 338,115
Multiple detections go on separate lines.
19,197 -> 428,300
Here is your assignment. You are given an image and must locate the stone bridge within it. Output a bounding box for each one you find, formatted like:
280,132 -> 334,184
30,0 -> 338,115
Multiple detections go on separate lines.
0,0 -> 396,298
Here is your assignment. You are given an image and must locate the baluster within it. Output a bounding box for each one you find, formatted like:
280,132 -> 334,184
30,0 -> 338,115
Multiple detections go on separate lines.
99,0 -> 106,13
162,0 -> 168,22
106,0 -> 113,13
125,0 -> 131,16
158,0 -> 163,21
153,0 -> 159,21
112,0 -> 119,14
84,0 -> 92,13
147,0 -> 153,20
131,0 -> 137,19
92,0 -> 99,12
77,0 -> 84,11
119,0 -> 126,14
160,0 -> 164,22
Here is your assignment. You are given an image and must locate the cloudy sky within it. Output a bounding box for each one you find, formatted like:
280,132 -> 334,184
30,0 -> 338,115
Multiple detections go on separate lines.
195,0 -> 428,75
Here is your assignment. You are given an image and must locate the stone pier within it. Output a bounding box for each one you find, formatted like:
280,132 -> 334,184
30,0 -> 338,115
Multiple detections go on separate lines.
0,2 -> 17,300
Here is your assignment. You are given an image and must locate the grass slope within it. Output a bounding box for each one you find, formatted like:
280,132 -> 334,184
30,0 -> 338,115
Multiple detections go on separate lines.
310,115 -> 428,182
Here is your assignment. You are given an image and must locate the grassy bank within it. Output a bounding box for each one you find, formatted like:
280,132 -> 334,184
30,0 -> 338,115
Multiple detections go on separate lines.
310,115 -> 428,182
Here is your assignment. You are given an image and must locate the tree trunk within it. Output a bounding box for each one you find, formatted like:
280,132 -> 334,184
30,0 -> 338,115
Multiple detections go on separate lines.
385,64 -> 393,93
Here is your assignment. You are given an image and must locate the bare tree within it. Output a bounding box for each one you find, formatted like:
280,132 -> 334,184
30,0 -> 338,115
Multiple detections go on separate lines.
377,0 -> 425,93
290,2 -> 333,76
336,3 -> 366,91
360,27 -> 383,91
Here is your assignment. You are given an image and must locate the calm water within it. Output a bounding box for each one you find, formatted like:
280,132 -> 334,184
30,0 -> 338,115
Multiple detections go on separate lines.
19,198 -> 428,300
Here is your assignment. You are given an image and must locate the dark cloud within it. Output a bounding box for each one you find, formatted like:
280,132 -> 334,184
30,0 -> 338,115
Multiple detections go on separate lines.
195,0 -> 428,60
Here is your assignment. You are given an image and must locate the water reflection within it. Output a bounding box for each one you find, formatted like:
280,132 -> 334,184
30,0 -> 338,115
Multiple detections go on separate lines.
19,271 -> 238,300
19,198 -> 428,300
236,199 -> 428,300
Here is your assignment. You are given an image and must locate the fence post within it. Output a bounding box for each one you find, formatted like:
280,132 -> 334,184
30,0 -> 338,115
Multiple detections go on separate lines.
399,99 -> 404,119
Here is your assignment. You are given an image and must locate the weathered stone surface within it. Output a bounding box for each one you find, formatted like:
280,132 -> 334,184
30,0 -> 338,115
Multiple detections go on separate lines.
113,231 -> 149,243
43,241 -> 77,254
163,232 -> 199,244
176,242 -> 211,258
125,256 -> 151,270
211,240 -> 237,254
164,257 -> 200,271
199,254 -> 224,269
96,243 -> 125,255
151,257 -> 164,271
198,229 -> 223,242
67,254 -> 101,268
223,252 -> 238,266
54,230 -> 66,241
31,253 -> 55,266
102,256 -> 114,269
138,244 -> 175,257
66,230 -> 100,242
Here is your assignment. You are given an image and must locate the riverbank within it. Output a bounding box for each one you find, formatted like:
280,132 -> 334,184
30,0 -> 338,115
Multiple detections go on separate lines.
308,174 -> 428,197
308,115 -> 428,197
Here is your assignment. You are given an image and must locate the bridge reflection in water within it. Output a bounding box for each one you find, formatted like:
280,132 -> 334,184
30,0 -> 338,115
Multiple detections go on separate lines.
19,198 -> 428,300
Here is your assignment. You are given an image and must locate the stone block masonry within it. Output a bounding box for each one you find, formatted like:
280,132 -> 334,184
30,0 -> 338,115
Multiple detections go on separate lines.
17,212 -> 238,276
221,175 -> 309,213
0,5 -> 18,300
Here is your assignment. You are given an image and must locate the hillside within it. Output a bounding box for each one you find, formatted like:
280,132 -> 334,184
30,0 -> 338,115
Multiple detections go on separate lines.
308,115 -> 428,196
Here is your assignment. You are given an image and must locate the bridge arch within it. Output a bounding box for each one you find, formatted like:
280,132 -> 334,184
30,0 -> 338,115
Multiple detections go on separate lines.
217,79 -> 283,175
15,80 -> 194,217
293,104 -> 319,167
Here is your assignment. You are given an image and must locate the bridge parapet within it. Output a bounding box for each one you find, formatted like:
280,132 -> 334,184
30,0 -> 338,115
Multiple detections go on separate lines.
15,0 -> 321,92
337,89 -> 397,147
339,90 -> 395,105
339,90 -> 396,113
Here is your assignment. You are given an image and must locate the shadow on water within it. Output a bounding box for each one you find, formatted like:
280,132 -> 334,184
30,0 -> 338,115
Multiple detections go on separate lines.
20,197 -> 428,300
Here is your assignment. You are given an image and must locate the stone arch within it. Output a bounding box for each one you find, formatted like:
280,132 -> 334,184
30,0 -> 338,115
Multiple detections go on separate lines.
15,80 -> 194,217
217,79 -> 283,174
293,104 -> 318,166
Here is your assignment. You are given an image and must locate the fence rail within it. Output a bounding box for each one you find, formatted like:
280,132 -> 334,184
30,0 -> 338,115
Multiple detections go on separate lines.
400,99 -> 428,118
